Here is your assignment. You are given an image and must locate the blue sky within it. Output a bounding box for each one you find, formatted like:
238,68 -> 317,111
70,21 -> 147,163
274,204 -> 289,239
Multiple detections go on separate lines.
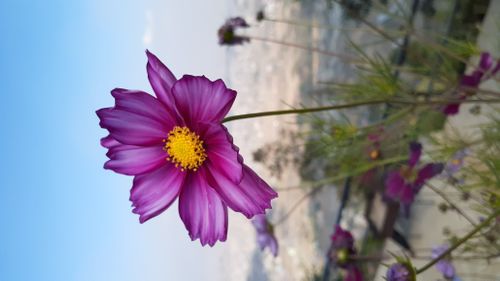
0,0 -> 233,280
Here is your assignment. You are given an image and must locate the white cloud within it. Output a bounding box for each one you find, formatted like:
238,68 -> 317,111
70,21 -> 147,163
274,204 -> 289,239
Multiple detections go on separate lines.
142,10 -> 154,46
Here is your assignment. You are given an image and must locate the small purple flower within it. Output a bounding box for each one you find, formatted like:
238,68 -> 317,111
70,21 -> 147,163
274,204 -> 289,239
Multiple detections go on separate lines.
252,214 -> 278,256
97,50 -> 277,246
385,142 -> 444,210
331,225 -> 356,267
218,17 -> 250,45
444,149 -> 468,180
386,263 -> 415,281
344,265 -> 363,281
432,244 -> 456,279
444,52 -> 500,115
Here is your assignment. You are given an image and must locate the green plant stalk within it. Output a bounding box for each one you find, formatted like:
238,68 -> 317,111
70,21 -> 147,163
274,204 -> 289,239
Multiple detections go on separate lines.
411,32 -> 470,65
222,98 -> 500,123
263,17 -> 406,37
416,208 -> 500,275
246,35 -> 362,63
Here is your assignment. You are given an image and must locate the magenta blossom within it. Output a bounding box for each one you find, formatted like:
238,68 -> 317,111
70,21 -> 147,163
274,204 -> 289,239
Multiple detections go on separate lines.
385,142 -> 443,212
344,265 -> 363,281
97,51 -> 277,246
252,214 -> 278,256
432,244 -> 456,279
443,52 -> 500,115
331,225 -> 356,268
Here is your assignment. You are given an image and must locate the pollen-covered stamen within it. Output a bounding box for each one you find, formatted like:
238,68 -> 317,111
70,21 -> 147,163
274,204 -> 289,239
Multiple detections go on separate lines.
369,149 -> 380,160
163,126 -> 207,171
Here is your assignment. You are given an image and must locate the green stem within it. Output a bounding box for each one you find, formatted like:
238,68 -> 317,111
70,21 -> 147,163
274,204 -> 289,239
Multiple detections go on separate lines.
411,32 -> 469,65
247,35 -> 362,63
415,208 -> 500,275
263,17 -> 404,36
222,98 -> 500,123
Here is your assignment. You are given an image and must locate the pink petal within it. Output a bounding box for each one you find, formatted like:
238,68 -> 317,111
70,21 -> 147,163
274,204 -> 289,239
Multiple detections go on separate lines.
461,72 -> 481,87
415,163 -> 444,187
111,88 -> 176,128
145,50 -> 178,111
442,103 -> 461,115
104,144 -> 166,175
400,184 -> 415,205
252,214 -> 268,232
385,171 -> 405,199
100,135 -> 121,149
345,266 -> 363,281
130,163 -> 185,223
203,124 -> 243,183
178,168 -> 228,246
478,52 -> 493,73
96,108 -> 168,146
268,236 -> 279,256
172,75 -> 236,128
207,164 -> 277,218
408,142 -> 422,167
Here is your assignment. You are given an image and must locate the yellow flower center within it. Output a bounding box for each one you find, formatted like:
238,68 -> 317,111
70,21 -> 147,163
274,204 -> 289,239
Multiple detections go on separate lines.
369,149 -> 380,160
336,249 -> 349,264
163,126 -> 207,171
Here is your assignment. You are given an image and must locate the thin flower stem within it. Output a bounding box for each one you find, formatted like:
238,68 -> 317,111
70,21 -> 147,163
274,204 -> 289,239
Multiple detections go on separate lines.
262,17 -> 405,36
222,98 -> 500,123
246,35 -> 362,63
350,254 -> 499,262
415,208 -> 500,275
330,0 -> 402,46
411,32 -> 470,65
426,183 -> 477,226
426,183 -> 500,252
460,86 -> 500,97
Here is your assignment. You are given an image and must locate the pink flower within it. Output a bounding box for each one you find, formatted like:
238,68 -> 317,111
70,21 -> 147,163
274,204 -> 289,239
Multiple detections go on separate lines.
344,266 -> 363,281
385,142 -> 443,213
96,51 -> 277,246
443,52 -> 500,115
331,225 -> 356,268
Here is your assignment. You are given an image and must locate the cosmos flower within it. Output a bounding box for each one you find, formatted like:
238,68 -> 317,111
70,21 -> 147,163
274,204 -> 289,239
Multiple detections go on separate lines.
386,262 -> 415,281
96,50 -> 277,246
444,149 -> 468,176
443,52 -> 500,115
385,142 -> 444,212
443,149 -> 468,185
252,214 -> 278,256
218,17 -> 250,45
331,225 -> 356,268
344,265 -> 363,281
432,244 -> 456,279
